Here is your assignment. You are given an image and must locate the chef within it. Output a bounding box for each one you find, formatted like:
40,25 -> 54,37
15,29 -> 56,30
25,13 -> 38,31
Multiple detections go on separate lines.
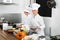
20,9 -> 33,33
13,9 -> 31,36
21,9 -> 31,25
30,3 -> 46,40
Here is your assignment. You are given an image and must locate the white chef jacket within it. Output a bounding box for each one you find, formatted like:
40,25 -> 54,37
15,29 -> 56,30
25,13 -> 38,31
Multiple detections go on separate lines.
21,13 -> 45,40
21,13 -> 33,30
21,13 -> 32,25
31,14 -> 45,36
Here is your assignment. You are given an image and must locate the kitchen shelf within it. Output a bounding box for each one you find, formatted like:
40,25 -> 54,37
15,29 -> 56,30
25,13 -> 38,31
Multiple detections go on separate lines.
0,2 -> 16,5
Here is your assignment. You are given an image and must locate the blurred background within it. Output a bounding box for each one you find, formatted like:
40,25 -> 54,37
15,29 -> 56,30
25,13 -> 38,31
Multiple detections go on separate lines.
0,0 -> 60,36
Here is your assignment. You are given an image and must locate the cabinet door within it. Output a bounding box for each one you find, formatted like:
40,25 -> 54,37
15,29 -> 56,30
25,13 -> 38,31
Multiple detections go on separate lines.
36,0 -> 52,17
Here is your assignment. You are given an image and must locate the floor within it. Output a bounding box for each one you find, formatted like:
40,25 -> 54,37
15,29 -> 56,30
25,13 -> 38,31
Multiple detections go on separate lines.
0,29 -> 17,40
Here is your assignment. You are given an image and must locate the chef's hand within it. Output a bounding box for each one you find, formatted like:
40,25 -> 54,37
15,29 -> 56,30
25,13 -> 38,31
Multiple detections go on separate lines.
30,26 -> 40,30
16,24 -> 24,28
33,26 -> 41,30
36,26 -> 41,29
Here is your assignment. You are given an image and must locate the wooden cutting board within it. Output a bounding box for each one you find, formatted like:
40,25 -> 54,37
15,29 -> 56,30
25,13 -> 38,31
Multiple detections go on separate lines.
0,30 -> 17,40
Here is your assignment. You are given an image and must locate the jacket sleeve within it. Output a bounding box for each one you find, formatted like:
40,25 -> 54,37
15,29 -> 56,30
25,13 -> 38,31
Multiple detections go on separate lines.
38,17 -> 45,29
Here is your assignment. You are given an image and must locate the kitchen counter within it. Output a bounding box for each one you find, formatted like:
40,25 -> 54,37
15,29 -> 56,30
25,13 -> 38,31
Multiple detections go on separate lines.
0,29 -> 17,40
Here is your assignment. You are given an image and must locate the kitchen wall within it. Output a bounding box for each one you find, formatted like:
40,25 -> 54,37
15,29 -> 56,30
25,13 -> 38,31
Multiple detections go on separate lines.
0,0 -> 24,13
0,0 -> 34,14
